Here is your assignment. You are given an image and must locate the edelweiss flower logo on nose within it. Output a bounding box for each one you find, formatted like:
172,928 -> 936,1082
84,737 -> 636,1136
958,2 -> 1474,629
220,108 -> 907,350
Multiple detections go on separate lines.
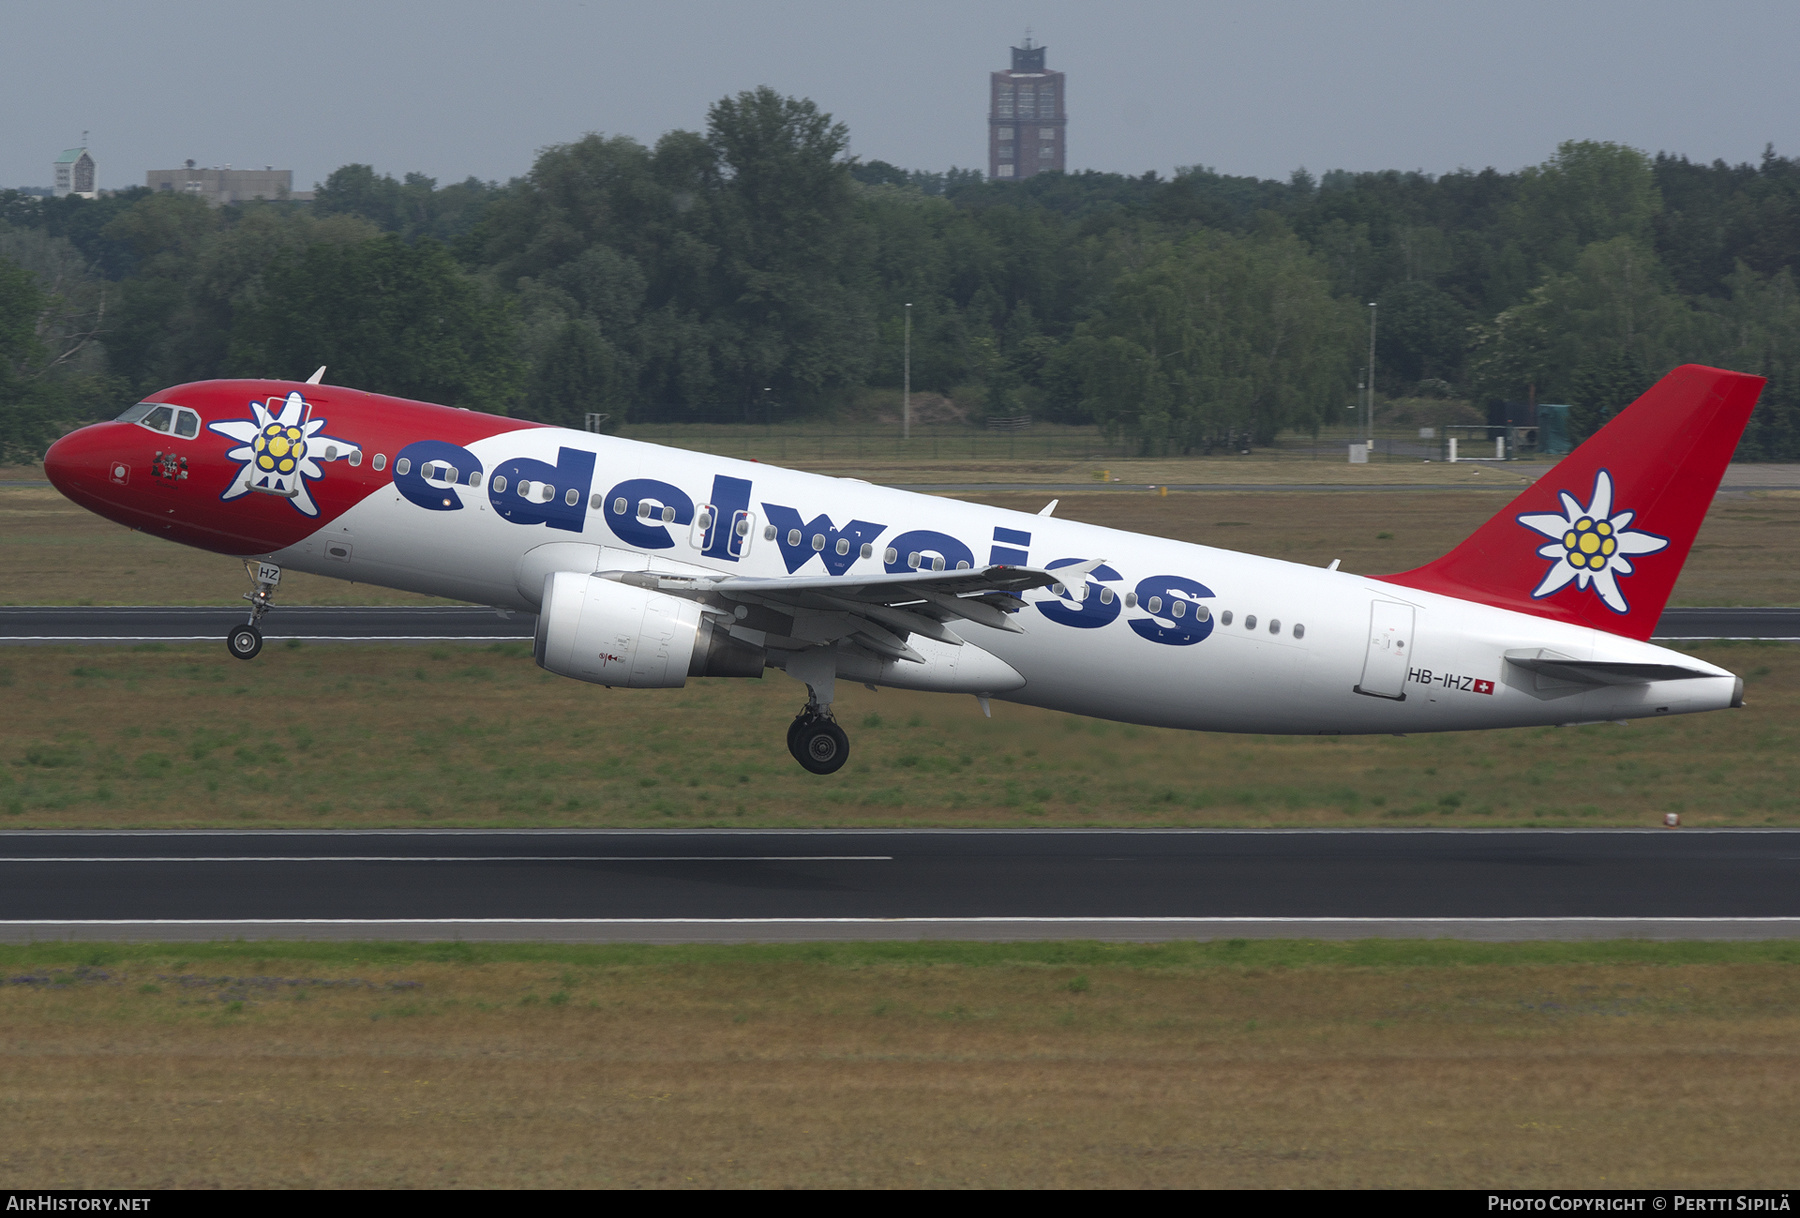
253,421 -> 306,477
208,391 -> 354,517
1518,469 -> 1668,614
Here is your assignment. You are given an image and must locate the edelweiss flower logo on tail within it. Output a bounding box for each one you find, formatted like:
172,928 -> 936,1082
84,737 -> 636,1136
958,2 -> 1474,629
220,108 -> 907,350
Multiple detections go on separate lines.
1518,469 -> 1668,614
208,391 -> 352,517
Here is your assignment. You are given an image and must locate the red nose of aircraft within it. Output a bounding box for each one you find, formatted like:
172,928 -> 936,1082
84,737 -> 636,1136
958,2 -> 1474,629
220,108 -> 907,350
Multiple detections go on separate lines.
43,422 -> 128,506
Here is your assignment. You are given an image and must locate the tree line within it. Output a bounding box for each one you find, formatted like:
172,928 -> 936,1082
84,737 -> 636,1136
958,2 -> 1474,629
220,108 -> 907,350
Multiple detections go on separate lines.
4,85 -> 1800,462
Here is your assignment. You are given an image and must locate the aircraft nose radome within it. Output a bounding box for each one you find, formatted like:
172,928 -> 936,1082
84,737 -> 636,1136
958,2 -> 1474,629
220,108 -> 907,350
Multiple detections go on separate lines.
43,423 -> 121,497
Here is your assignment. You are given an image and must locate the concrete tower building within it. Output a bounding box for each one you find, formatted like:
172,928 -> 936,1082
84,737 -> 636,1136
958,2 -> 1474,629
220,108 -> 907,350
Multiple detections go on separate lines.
53,146 -> 96,198
988,39 -> 1065,181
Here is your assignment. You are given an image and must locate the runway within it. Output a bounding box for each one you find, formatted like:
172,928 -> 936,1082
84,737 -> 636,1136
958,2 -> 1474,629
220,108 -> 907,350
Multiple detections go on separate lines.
0,605 -> 535,643
4,829 -> 1796,942
1,604 -> 1796,643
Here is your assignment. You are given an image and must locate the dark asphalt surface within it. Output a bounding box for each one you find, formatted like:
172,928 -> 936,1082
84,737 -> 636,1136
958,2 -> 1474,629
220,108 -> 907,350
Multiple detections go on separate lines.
0,606 -> 535,642
2,830 -> 1796,921
1,605 -> 1795,643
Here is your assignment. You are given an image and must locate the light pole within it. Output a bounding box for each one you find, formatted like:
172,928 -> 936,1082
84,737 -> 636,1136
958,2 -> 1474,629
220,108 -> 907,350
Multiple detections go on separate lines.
903,302 -> 912,441
1365,301 -> 1378,447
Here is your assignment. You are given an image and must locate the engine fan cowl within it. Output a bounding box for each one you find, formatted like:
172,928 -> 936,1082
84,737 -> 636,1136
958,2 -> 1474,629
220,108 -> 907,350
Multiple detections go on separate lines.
534,571 -> 705,688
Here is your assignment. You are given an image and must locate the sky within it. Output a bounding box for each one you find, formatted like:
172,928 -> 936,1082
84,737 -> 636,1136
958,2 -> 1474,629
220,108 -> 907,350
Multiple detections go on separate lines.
5,0 -> 1798,193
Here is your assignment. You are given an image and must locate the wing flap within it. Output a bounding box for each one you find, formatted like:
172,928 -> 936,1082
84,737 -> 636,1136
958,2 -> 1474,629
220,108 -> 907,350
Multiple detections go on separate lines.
601,561 -> 1073,654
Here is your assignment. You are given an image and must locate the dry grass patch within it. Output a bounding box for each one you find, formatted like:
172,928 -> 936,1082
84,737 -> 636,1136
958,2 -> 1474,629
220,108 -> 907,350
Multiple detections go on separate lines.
1,641 -> 1796,828
1,940 -> 1795,1189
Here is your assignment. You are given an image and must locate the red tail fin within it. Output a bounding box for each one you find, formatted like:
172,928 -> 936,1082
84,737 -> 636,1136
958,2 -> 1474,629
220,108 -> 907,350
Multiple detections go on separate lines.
1379,364 -> 1765,640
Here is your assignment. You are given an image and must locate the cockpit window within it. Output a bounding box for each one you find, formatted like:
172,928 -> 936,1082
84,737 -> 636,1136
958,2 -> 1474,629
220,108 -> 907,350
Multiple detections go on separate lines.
120,402 -> 202,438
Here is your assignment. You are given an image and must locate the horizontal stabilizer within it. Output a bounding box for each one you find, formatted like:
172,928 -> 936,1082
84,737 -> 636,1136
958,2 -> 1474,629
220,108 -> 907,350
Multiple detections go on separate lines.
1503,649 -> 1717,686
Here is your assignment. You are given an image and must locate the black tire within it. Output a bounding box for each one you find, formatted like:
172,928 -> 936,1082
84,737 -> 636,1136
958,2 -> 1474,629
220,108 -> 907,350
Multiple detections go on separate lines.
787,711 -> 814,755
227,623 -> 263,661
792,717 -> 849,775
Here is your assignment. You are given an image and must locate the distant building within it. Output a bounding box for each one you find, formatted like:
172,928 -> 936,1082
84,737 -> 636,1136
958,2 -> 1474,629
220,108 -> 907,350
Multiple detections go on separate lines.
53,147 -> 96,199
988,39 -> 1065,181
145,160 -> 313,206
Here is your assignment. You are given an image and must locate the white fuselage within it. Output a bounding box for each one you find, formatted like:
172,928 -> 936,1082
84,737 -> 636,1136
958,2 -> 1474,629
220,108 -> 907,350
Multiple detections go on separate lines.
267,425 -> 1738,735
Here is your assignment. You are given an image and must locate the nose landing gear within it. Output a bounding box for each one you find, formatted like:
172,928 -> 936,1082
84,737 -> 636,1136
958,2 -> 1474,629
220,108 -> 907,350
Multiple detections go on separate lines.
227,623 -> 263,660
227,560 -> 282,661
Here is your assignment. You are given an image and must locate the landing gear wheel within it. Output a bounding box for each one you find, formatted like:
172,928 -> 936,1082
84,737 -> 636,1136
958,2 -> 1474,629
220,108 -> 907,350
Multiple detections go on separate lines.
787,711 -> 813,755
227,623 -> 263,661
789,716 -> 849,775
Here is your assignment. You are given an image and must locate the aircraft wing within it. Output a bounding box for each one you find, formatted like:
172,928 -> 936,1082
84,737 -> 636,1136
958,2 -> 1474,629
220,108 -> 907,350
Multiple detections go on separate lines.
603,560 -> 1102,663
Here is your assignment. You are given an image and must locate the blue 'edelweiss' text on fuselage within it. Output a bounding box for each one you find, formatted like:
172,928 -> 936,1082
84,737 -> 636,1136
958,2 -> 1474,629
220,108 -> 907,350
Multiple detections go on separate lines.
391,440 -> 1216,647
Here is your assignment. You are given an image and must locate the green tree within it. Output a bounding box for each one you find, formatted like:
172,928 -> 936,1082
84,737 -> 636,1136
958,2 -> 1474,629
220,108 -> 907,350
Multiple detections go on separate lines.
314,165 -> 500,242
228,235 -> 522,408
523,317 -> 629,429
700,88 -> 877,410
0,255 -> 49,459
1506,141 -> 1663,278
1468,237 -> 1691,438
1057,228 -> 1356,451
1710,262 -> 1800,458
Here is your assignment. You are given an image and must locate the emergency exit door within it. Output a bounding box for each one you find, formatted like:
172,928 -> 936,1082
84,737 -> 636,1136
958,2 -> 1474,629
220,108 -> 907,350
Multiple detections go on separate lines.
1355,601 -> 1414,700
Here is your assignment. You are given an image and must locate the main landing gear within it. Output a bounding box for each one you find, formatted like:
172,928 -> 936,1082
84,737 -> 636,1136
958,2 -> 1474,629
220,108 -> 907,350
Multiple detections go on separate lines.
788,708 -> 850,775
227,560 -> 281,661
782,652 -> 850,774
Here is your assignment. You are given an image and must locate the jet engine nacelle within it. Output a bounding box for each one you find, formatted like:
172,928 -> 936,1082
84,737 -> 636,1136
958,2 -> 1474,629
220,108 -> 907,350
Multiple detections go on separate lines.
533,571 -> 764,687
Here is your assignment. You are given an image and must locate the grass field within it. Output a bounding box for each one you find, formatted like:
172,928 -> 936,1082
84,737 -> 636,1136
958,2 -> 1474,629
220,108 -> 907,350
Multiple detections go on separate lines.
2,640 -> 1794,828
2,939 -> 1795,1189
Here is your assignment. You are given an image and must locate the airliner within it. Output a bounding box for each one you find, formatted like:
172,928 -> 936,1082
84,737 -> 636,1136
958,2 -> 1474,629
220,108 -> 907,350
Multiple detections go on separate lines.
42,365 -> 1761,773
